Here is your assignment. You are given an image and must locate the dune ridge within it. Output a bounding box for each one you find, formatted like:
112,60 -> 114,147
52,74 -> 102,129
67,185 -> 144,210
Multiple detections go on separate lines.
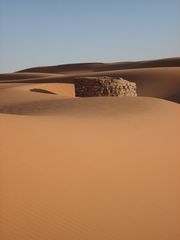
0,57 -> 180,103
18,57 -> 180,73
0,57 -> 180,240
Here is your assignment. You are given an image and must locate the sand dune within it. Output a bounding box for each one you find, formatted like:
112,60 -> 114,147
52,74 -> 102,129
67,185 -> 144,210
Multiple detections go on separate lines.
0,57 -> 180,240
0,97 -> 180,240
0,95 -> 178,116
0,57 -> 180,103
1,68 -> 180,102
0,72 -> 51,80
18,57 -> 180,73
0,83 -> 74,107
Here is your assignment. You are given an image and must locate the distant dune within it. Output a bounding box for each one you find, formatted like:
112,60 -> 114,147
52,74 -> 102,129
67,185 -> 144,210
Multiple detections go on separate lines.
0,57 -> 180,240
0,57 -> 180,103
17,57 -> 180,73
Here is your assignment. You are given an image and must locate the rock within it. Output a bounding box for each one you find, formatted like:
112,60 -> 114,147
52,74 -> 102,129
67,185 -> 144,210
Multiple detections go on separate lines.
74,76 -> 137,97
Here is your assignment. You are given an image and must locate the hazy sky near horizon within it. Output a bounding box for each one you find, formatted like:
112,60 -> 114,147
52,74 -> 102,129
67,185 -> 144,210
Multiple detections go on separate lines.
0,0 -> 180,73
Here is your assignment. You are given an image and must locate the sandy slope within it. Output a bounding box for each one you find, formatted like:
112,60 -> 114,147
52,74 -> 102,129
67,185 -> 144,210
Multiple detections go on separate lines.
0,57 -> 180,103
0,57 -> 180,240
0,97 -> 180,240
1,68 -> 180,102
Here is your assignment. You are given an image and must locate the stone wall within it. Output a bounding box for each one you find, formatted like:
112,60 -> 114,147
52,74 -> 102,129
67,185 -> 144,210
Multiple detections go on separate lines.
74,76 -> 137,97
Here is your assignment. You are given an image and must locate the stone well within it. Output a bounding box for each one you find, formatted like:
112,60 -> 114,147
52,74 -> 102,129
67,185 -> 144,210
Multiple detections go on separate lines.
74,76 -> 137,97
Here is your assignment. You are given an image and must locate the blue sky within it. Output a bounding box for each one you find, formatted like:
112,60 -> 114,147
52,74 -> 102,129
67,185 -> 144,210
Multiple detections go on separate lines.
0,0 -> 180,73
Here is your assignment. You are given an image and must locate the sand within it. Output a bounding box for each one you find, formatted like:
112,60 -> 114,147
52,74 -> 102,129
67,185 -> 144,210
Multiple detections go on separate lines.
0,57 -> 180,240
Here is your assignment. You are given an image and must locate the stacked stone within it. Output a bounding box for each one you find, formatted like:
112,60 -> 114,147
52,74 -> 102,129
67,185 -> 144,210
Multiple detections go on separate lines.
74,76 -> 137,97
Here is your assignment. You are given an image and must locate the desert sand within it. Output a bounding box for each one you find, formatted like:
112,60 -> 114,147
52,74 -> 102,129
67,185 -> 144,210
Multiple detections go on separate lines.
0,57 -> 180,240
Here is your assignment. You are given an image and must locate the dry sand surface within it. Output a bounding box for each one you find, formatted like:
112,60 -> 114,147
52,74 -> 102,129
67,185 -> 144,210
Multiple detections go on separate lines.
0,57 -> 180,240
1,57 -> 180,103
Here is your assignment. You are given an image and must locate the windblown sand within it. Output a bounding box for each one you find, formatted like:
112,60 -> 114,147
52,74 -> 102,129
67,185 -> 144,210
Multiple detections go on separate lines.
0,57 -> 180,240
